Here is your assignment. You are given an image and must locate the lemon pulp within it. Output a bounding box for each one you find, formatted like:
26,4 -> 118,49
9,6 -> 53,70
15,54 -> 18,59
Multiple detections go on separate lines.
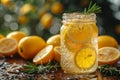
98,47 -> 120,65
75,47 -> 96,69
67,23 -> 92,44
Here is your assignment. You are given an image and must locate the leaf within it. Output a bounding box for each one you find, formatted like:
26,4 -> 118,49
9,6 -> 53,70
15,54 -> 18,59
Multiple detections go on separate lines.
22,61 -> 60,74
98,65 -> 120,77
83,1 -> 101,14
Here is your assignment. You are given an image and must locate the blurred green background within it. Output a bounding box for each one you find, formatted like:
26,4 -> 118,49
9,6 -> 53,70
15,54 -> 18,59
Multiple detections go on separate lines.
0,0 -> 120,43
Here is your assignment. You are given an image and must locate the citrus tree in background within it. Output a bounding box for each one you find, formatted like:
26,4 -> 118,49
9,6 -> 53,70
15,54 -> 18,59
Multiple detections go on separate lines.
0,0 -> 120,42
0,0 -> 91,40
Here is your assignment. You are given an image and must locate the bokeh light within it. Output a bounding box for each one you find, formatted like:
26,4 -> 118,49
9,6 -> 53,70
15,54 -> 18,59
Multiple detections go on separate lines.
0,0 -> 120,42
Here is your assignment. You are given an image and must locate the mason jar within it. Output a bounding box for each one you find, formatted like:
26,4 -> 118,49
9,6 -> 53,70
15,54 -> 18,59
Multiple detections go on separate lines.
60,13 -> 98,75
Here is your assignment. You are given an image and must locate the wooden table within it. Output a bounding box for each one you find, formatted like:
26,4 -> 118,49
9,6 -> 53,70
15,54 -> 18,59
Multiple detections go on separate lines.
0,56 -> 118,80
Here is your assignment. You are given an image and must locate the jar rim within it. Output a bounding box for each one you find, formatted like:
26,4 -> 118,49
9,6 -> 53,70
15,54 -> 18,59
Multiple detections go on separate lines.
62,12 -> 96,22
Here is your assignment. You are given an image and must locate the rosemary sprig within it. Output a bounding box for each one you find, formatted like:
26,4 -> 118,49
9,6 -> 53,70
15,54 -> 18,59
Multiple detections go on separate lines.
22,61 -> 60,74
83,1 -> 101,14
98,65 -> 120,77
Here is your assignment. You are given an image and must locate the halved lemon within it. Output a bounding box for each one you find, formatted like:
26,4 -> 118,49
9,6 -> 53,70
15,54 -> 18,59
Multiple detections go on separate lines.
67,23 -> 92,44
33,45 -> 54,65
98,47 -> 120,65
74,47 -> 96,69
0,38 -> 18,56
6,31 -> 27,42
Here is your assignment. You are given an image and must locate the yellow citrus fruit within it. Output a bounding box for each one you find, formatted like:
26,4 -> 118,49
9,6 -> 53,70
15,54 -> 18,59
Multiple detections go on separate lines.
40,13 -> 53,29
67,23 -> 92,44
1,0 -> 14,6
98,47 -> 120,65
33,45 -> 54,65
98,35 -> 118,49
65,34 -> 83,52
18,36 -> 46,59
74,47 -> 96,69
18,15 -> 29,24
51,2 -> 64,14
54,46 -> 61,62
6,31 -> 27,42
46,34 -> 60,47
0,34 -> 5,39
20,4 -> 36,15
63,24 -> 92,52
0,38 -> 18,56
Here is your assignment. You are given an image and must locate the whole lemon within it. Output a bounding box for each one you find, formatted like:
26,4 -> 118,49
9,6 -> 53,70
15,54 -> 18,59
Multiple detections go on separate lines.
51,2 -> 64,14
46,34 -> 60,47
1,0 -> 14,6
98,35 -> 118,49
18,36 -> 46,59
20,4 -> 36,15
40,13 -> 53,29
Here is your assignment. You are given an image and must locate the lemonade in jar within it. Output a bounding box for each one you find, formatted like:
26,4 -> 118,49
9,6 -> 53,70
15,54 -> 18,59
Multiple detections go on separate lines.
60,13 -> 98,74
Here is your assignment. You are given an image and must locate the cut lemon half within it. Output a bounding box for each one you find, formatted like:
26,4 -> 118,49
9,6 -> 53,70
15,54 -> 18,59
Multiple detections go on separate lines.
98,47 -> 120,65
0,38 -> 18,56
67,23 -> 92,44
33,45 -> 54,65
74,47 -> 96,69
6,31 -> 27,42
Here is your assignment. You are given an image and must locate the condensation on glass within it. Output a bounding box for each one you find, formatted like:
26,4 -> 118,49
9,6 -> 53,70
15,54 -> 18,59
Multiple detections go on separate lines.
60,13 -> 98,75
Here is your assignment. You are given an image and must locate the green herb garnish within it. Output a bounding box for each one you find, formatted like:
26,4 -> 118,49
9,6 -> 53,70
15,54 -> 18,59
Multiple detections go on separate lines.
98,65 -> 120,77
22,61 -> 60,74
83,1 -> 101,14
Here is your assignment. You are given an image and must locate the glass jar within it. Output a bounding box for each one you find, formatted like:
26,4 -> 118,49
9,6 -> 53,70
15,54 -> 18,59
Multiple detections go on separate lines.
60,13 -> 98,74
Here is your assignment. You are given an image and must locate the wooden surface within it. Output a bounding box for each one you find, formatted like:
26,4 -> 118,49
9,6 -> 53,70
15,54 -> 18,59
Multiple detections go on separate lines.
0,55 -> 118,80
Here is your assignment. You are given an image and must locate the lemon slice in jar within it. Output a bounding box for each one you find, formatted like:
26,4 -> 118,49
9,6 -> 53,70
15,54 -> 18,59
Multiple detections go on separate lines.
67,23 -> 92,44
74,47 -> 96,69
64,33 -> 83,52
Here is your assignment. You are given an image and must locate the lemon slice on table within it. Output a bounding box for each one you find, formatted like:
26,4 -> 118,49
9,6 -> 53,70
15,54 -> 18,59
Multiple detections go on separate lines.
33,45 -> 54,65
98,47 -> 120,65
74,47 -> 96,69
67,23 -> 92,44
